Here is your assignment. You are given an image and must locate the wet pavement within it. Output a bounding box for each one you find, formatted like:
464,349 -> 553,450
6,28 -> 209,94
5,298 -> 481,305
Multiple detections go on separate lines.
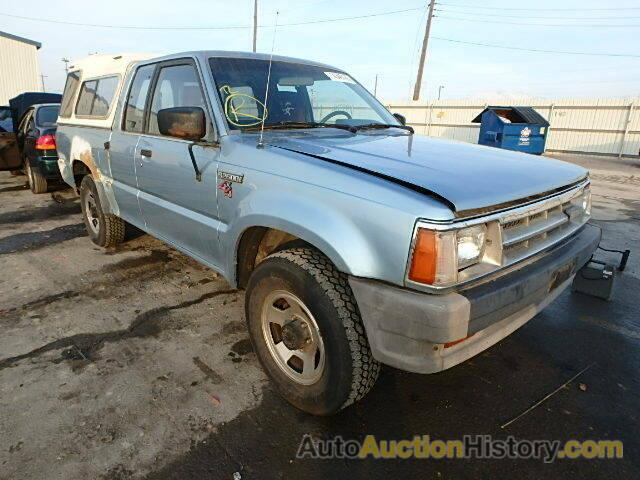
0,153 -> 638,479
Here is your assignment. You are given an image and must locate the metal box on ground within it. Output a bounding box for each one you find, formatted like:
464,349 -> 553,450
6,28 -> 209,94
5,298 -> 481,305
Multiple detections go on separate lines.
472,106 -> 550,155
572,261 -> 616,301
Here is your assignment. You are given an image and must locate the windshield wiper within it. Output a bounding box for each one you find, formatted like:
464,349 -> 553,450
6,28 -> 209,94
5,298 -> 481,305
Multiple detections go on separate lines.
244,121 -> 356,132
351,123 -> 414,134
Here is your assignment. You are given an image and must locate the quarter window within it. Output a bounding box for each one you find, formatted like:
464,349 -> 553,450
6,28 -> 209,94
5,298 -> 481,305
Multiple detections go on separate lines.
59,71 -> 80,118
123,64 -> 155,133
75,76 -> 119,117
147,64 -> 206,136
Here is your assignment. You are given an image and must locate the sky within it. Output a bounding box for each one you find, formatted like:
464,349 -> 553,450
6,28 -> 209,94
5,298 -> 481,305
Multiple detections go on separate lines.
2,0 -> 640,102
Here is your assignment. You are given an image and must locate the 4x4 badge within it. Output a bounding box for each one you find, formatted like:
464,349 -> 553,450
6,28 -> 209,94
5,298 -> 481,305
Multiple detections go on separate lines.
218,181 -> 233,198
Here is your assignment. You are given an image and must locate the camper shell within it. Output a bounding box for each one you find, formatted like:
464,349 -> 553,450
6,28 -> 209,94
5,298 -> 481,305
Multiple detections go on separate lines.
55,53 -> 158,204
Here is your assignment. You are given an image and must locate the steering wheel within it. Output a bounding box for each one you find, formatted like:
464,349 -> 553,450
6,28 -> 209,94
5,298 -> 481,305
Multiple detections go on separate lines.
320,110 -> 352,124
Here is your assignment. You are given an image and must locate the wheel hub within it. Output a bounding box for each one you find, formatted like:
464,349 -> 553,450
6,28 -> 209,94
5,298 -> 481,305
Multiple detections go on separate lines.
281,318 -> 311,350
84,192 -> 100,234
261,290 -> 325,385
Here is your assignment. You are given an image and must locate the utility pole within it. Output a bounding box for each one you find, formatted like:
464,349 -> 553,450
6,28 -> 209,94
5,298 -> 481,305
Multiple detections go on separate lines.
40,74 -> 47,92
373,74 -> 379,97
412,0 -> 435,101
62,57 -> 70,73
253,0 -> 258,52
438,85 -> 444,100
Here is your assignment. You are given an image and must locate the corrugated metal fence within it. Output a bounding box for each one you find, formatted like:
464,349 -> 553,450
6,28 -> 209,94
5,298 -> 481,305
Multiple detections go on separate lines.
385,98 -> 640,158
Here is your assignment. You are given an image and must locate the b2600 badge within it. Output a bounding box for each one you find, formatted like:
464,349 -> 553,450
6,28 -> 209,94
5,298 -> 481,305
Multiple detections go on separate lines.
218,171 -> 244,183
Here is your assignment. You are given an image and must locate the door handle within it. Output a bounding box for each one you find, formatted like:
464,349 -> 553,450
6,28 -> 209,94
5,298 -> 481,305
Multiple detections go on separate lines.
140,149 -> 152,158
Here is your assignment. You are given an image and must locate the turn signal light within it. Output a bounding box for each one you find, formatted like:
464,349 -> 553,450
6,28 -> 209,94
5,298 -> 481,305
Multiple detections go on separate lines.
36,134 -> 57,150
408,227 -> 458,286
408,228 -> 437,284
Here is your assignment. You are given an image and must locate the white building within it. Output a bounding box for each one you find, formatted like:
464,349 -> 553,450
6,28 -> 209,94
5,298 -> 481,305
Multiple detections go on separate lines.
0,31 -> 42,105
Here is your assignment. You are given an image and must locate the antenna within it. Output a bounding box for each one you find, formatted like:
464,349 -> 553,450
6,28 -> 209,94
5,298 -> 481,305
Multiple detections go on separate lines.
257,10 -> 279,149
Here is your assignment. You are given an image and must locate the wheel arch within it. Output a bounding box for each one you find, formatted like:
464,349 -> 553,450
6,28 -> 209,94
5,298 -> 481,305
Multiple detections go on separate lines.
230,207 -> 382,289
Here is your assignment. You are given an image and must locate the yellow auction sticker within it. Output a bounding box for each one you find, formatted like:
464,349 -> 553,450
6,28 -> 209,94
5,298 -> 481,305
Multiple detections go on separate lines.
219,85 -> 267,127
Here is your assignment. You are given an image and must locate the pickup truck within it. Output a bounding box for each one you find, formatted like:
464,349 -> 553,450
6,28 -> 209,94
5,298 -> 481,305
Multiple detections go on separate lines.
55,51 -> 599,415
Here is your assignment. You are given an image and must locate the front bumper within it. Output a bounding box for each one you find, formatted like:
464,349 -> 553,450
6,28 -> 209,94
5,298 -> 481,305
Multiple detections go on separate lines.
349,224 -> 600,374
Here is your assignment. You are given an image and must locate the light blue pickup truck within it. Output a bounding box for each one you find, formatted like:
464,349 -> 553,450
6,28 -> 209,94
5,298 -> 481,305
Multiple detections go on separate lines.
56,51 -> 598,415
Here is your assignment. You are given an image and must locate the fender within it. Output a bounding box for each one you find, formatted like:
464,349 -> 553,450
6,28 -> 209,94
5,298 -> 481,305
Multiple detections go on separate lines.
222,187 -> 417,288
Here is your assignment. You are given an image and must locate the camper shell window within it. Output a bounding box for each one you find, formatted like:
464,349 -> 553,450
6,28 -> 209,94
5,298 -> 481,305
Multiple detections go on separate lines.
59,71 -> 81,118
75,75 -> 120,118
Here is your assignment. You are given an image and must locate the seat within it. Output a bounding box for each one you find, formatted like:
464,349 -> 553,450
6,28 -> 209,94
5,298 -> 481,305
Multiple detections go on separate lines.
269,91 -> 307,123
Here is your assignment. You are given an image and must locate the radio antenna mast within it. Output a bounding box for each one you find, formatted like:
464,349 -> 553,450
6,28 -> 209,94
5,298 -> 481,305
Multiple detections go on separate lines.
257,10 -> 279,149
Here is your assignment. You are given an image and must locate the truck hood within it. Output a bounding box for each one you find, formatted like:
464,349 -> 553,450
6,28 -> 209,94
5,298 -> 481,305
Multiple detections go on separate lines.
266,132 -> 587,216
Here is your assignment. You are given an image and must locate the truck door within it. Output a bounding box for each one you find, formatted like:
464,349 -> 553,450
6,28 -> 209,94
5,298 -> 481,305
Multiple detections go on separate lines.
108,63 -> 156,226
0,106 -> 21,171
135,59 -> 223,267
17,110 -> 35,165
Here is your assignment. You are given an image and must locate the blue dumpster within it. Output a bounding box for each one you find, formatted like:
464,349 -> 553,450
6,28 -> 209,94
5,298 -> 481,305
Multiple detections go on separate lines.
472,106 -> 550,155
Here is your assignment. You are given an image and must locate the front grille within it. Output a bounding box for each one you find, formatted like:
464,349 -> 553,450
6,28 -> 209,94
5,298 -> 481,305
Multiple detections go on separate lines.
500,197 -> 580,264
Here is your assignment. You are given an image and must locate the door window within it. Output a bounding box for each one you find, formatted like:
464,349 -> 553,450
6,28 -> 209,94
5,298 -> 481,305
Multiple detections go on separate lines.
18,110 -> 32,133
123,64 -> 155,133
147,63 -> 206,136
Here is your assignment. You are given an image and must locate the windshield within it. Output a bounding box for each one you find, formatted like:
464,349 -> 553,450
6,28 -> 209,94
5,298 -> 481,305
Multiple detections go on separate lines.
209,57 -> 398,130
36,106 -> 60,127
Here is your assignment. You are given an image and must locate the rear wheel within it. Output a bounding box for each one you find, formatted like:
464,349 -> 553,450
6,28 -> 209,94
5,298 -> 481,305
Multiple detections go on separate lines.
79,175 -> 125,247
26,162 -> 48,193
245,247 -> 380,415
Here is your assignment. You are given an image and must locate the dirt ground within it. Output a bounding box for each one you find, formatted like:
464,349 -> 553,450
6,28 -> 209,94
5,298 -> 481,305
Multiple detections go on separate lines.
0,153 -> 638,480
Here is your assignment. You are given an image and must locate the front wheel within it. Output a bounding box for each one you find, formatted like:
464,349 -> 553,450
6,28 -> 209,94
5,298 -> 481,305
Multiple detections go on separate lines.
245,247 -> 380,415
79,175 -> 125,247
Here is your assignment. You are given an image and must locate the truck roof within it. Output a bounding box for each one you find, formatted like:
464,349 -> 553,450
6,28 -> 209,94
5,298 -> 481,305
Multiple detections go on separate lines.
143,50 -> 342,72
69,51 -> 343,80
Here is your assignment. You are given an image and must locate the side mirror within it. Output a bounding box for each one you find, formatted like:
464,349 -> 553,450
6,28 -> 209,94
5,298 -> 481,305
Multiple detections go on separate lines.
157,107 -> 206,141
393,113 -> 407,126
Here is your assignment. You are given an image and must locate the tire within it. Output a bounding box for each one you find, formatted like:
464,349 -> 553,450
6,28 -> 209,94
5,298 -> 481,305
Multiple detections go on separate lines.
79,175 -> 125,247
26,162 -> 48,194
245,247 -> 380,415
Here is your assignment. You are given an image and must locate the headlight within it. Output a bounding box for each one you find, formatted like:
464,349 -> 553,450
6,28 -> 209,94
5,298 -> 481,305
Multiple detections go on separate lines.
456,224 -> 487,269
583,187 -> 592,216
407,223 -> 488,287
568,185 -> 591,221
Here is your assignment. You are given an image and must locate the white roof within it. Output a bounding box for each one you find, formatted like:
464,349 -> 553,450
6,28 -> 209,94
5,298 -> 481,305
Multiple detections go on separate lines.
69,53 -> 160,78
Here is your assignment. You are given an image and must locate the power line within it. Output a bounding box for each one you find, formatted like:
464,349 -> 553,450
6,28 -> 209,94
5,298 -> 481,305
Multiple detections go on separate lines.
0,7 -> 423,31
436,15 -> 640,27
431,36 -> 640,58
436,9 -> 640,19
437,2 -> 640,11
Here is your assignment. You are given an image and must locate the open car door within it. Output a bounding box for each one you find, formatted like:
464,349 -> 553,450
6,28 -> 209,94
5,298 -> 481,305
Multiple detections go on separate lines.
0,106 -> 21,171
